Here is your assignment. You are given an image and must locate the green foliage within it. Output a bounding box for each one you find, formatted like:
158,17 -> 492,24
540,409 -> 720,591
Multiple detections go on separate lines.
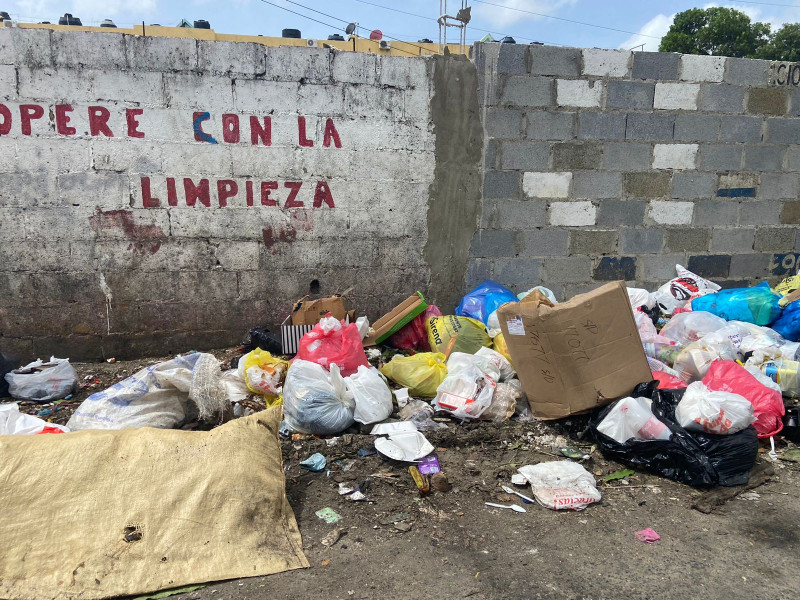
757,23 -> 800,62
658,7 -> 770,58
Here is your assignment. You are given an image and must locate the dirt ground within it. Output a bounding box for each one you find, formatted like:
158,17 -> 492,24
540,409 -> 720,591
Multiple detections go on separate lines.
5,350 -> 800,600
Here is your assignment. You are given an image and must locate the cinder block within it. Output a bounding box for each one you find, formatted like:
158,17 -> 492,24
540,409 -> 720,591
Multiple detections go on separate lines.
603,142 -> 652,170
718,172 -> 758,190
501,76 -> 553,107
744,145 -> 785,171
729,253 -> 772,278
719,115 -> 763,143
485,108 -> 524,138
632,52 -> 680,80
582,49 -> 630,77
542,256 -> 593,282
500,141 -> 549,171
626,113 -> 674,141
572,172 -> 622,198
787,147 -> 800,172
674,113 -> 720,142
671,172 -> 716,199
597,199 -> 646,226
620,228 -> 664,254
606,80 -> 655,110
494,199 -> 547,229
470,230 -> 517,257
0,65 -> 15,99
529,45 -> 580,77
556,79 -> 602,107
740,200 -> 781,225
570,229 -> 618,255
654,82 -> 700,110
648,200 -> 694,225
331,51 -> 378,85
549,201 -> 596,226
725,57 -> 772,86
466,259 -> 492,288
496,43 -> 527,74
234,80 -> 299,113
765,117 -> 800,144
520,228 -> 569,256
698,144 -> 742,171
578,112 -> 626,140
0,29 -> 12,65
17,67 -> 92,103
379,55 -> 426,89
695,200 -> 738,226
759,173 -> 799,199
473,42 -> 499,73
7,28 -> 52,68
594,257 -> 636,281
551,142 -> 603,170
523,172 -> 572,198
699,83 -> 745,114
681,54 -> 725,82
91,70 -> 164,106
126,36 -> 198,71
526,111 -> 575,140
754,227 -> 796,251
781,201 -> 800,224
687,254 -> 731,278
484,171 -> 521,199
711,228 -> 755,252
198,41 -> 266,77
652,144 -> 698,170
493,258 -> 543,288
624,172 -> 670,198
53,31 -> 126,69
57,172 -> 128,209
484,139 -> 498,169
666,228 -> 710,252
747,88 -> 788,116
164,72 -> 235,110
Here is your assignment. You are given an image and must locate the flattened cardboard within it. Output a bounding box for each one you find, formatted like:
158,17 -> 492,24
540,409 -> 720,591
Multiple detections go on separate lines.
363,293 -> 428,346
497,281 -> 652,420
291,295 -> 355,326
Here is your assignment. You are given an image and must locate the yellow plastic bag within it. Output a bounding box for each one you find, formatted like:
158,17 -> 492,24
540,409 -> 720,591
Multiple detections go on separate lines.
426,315 -> 491,356
492,333 -> 513,365
774,275 -> 800,297
242,349 -> 289,406
380,352 -> 447,397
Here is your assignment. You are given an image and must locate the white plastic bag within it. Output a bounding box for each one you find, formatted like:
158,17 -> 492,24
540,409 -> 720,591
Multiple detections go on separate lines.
475,346 -> 515,382
627,287 -> 655,311
672,324 -> 747,382
0,403 -> 69,435
282,360 -> 355,434
480,380 -> 520,422
652,265 -> 721,315
5,357 -> 77,402
432,352 -> 499,420
346,365 -> 393,425
67,353 -> 219,431
596,396 -> 671,444
517,461 -> 602,511
675,381 -> 755,435
659,311 -> 727,346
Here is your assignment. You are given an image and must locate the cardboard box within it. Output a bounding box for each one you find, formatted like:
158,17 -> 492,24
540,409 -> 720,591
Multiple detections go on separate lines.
363,292 -> 428,346
496,281 -> 652,420
290,295 -> 355,326
280,317 -> 314,355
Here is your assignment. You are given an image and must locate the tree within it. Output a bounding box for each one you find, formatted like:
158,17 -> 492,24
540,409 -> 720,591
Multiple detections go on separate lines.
757,23 -> 800,62
659,7 -> 770,58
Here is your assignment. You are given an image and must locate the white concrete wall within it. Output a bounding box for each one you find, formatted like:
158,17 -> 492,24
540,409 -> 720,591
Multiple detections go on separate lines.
0,28 -> 435,358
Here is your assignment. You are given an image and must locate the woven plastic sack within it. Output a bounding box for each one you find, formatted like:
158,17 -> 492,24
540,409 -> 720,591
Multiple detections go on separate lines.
296,316 -> 369,377
380,352 -> 447,397
517,461 -> 601,511
426,315 -> 491,356
691,282 -> 782,326
456,280 -> 517,325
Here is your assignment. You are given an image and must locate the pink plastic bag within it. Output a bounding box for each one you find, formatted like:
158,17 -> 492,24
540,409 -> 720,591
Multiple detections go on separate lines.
702,361 -> 784,438
296,317 -> 369,377
388,305 -> 443,352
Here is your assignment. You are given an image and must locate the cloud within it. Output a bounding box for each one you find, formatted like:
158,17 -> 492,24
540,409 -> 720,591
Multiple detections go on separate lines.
473,0 -> 579,30
618,13 -> 673,52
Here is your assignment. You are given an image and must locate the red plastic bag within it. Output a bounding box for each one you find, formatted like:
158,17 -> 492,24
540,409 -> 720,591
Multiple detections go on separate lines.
296,316 -> 369,377
702,361 -> 784,438
388,305 -> 443,352
652,371 -> 687,390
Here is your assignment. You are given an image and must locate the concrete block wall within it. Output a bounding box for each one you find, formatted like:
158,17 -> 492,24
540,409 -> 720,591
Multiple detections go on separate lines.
471,43 -> 800,300
0,28 -> 443,359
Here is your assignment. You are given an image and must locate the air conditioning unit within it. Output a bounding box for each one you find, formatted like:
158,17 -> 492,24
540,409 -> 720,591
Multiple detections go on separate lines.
378,40 -> 391,50
306,39 -> 319,48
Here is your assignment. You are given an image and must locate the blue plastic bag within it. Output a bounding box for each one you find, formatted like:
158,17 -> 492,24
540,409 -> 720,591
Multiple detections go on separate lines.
690,282 -> 782,326
456,280 -> 517,325
771,299 -> 800,341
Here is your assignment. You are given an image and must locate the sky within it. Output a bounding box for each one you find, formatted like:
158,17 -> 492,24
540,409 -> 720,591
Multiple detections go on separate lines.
5,0 -> 800,51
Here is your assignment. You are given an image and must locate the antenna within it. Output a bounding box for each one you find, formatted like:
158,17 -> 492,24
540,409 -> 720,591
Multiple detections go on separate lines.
345,22 -> 357,35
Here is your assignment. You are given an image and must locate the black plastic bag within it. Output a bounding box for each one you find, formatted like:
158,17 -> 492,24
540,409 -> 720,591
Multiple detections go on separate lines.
590,381 -> 758,487
241,326 -> 282,354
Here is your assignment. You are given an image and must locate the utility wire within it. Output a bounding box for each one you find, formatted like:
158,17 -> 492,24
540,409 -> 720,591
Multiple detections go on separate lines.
470,0 -> 663,39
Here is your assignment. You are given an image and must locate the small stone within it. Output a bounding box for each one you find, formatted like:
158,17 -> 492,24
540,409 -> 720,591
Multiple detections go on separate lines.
431,473 -> 451,493
394,521 -> 413,532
